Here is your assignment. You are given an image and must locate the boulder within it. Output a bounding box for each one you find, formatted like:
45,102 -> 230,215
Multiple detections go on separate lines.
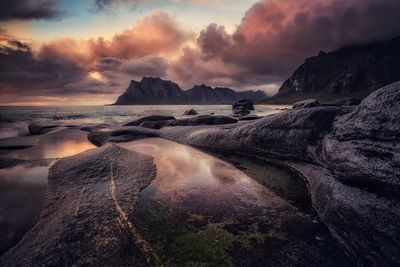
124,115 -> 175,126
28,123 -> 59,135
139,120 -> 175,129
172,115 -> 237,126
232,107 -> 250,116
183,109 -> 198,115
0,144 -> 157,266
323,81 -> 400,194
333,97 -> 361,106
292,99 -> 320,109
140,115 -> 238,129
88,126 -> 159,146
233,99 -> 254,110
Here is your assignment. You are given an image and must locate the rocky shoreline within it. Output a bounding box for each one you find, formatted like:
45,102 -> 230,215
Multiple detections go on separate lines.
86,82 -> 400,266
0,82 -> 399,266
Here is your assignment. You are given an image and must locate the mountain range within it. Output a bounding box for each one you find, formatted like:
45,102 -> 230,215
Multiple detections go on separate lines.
113,77 -> 267,105
265,36 -> 400,103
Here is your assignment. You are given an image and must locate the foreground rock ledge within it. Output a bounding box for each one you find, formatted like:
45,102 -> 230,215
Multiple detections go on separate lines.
88,81 -> 400,266
0,144 -> 157,267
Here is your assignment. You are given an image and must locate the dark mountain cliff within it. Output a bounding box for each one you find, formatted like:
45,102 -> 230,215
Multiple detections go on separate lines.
265,36 -> 400,103
114,77 -> 267,105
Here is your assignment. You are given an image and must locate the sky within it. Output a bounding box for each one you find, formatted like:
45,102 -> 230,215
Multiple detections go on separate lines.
1,0 -> 400,105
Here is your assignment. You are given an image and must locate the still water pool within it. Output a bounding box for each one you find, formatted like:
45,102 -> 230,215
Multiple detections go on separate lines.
120,138 -> 352,266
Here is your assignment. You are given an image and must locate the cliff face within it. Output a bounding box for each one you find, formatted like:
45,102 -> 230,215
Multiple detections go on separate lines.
267,37 -> 400,103
114,77 -> 267,105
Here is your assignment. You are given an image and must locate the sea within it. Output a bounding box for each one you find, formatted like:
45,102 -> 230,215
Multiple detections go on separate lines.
0,105 -> 289,139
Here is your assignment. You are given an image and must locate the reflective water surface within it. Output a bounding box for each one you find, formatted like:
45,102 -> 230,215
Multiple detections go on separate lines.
0,163 -> 49,256
121,138 -> 351,266
4,129 -> 95,160
0,128 -> 96,257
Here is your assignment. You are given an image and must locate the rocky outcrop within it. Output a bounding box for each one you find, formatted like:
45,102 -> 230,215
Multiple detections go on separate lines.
28,123 -> 59,135
292,99 -> 320,109
124,115 -> 176,126
232,99 -> 254,110
232,107 -> 250,116
333,98 -> 361,106
113,77 -> 267,105
183,109 -> 198,115
90,81 -> 400,266
266,36 -> 400,103
0,145 -> 157,266
88,126 -> 158,146
323,82 -> 400,194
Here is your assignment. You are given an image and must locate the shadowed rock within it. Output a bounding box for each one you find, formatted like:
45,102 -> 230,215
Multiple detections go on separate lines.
323,81 -> 400,194
292,99 -> 320,109
332,97 -> 361,106
0,144 -> 157,266
171,115 -> 237,126
233,99 -> 254,110
232,106 -> 250,116
139,120 -> 175,130
0,136 -> 38,150
28,123 -> 59,135
183,109 -> 198,115
124,116 -> 176,126
88,126 -> 159,146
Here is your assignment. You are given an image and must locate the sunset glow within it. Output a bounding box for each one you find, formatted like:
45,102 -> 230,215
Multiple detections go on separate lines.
1,0 -> 400,105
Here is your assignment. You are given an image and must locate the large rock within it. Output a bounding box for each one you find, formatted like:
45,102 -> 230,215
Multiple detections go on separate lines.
170,115 -> 237,127
28,123 -> 59,135
138,115 -> 238,130
124,115 -> 176,126
323,81 -> 400,194
0,144 -> 157,266
232,107 -> 250,116
292,99 -> 320,109
183,109 -> 198,115
88,127 -> 159,146
232,99 -> 254,110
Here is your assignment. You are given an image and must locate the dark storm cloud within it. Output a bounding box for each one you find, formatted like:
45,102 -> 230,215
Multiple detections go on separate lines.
0,0 -> 61,21
171,0 -> 400,89
0,40 -> 87,96
119,56 -> 169,77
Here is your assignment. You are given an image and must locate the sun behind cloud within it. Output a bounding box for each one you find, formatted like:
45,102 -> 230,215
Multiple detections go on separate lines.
88,71 -> 107,83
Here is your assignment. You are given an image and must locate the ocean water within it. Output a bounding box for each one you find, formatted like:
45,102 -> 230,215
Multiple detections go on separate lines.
0,105 -> 288,139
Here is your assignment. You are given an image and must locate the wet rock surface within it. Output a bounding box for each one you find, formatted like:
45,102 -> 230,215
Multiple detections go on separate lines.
292,99 -> 320,109
0,144 -> 157,266
88,126 -> 159,146
233,99 -> 254,110
91,82 -> 400,266
183,109 -> 198,115
124,115 -> 176,126
28,123 -> 59,135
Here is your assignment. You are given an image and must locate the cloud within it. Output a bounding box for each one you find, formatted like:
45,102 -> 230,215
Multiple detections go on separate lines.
0,0 -> 61,21
0,39 -> 87,97
119,56 -> 169,78
0,11 -> 191,99
2,0 -> 400,104
170,0 -> 400,90
88,11 -> 192,59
